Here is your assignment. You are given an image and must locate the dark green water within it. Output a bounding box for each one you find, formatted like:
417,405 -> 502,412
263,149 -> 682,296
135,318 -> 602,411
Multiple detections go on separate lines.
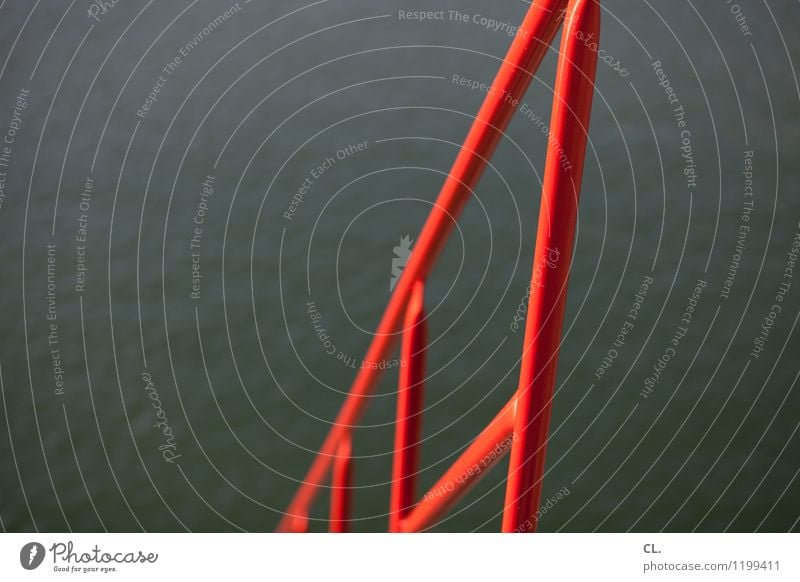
0,0 -> 798,532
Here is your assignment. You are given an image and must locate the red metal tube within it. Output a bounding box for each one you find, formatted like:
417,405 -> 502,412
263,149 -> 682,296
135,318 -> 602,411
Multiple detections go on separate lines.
398,399 -> 516,532
329,435 -> 353,533
389,281 -> 427,532
277,0 -> 569,532
501,0 -> 600,533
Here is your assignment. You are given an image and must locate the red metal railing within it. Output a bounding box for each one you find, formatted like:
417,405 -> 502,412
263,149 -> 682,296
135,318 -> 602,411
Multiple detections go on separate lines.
278,0 -> 599,533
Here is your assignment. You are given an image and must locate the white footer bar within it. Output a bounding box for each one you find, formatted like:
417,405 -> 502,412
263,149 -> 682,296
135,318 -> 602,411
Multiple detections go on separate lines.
1,533 -> 797,581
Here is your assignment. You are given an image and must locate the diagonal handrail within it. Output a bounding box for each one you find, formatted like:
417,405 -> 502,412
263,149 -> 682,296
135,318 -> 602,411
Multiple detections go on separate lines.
277,0 -> 599,533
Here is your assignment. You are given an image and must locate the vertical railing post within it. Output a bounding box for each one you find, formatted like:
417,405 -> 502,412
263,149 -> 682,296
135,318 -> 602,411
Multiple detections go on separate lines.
389,281 -> 427,532
502,0 -> 600,533
329,435 -> 353,532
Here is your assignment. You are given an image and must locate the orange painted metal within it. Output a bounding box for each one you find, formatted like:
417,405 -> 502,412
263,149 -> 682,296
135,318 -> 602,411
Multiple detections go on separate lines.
398,399 -> 516,532
277,0 -> 599,532
503,0 -> 600,532
329,435 -> 352,533
389,281 -> 427,532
